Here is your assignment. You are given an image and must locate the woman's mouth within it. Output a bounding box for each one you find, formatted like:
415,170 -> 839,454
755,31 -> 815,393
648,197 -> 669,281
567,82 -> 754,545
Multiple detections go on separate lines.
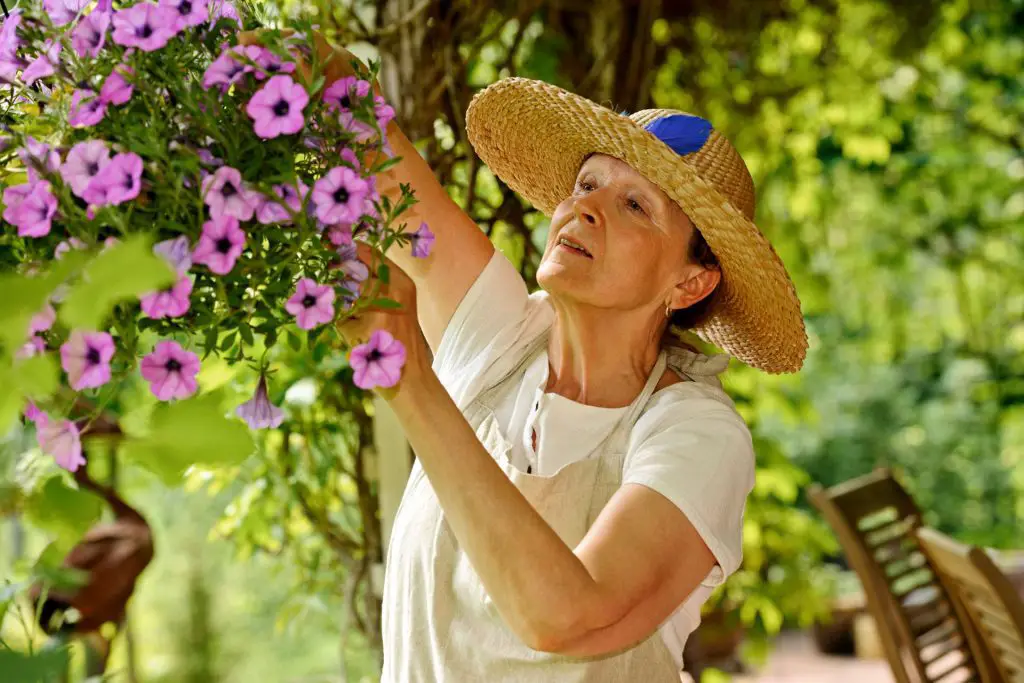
557,236 -> 592,258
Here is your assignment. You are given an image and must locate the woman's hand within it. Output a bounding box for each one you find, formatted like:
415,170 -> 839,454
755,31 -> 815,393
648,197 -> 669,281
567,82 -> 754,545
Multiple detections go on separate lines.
335,243 -> 431,395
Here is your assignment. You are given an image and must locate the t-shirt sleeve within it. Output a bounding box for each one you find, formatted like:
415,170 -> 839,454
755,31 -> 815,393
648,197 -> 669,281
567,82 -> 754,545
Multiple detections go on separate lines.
431,249 -> 552,409
623,387 -> 755,587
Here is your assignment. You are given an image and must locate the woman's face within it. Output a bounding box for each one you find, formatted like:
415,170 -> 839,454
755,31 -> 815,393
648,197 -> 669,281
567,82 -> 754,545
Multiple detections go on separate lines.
538,154 -> 716,318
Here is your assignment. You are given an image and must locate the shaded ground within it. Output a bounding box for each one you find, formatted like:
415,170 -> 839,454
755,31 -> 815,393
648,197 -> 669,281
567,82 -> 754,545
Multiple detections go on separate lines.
735,631 -> 894,683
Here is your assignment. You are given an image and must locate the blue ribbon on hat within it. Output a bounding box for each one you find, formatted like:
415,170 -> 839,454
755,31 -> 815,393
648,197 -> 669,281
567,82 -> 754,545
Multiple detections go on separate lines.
643,114 -> 713,156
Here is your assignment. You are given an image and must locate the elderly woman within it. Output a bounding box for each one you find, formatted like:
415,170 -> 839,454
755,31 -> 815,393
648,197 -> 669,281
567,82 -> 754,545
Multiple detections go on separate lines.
341,74 -> 807,681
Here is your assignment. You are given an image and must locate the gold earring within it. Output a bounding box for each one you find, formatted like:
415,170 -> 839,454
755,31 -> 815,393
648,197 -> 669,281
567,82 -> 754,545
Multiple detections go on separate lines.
665,304 -> 673,319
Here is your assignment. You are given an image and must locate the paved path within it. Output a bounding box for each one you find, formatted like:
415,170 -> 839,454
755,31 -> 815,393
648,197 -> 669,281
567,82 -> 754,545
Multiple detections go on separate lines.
734,631 -> 894,683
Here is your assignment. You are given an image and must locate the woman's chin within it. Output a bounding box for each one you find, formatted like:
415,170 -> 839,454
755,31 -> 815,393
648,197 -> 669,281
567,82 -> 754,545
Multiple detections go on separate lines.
536,261 -> 590,296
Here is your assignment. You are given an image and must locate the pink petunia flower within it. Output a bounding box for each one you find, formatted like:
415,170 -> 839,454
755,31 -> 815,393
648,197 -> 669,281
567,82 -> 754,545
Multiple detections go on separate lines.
235,373 -> 284,429
207,0 -> 241,28
3,181 -> 57,237
111,3 -> 179,52
60,330 -> 115,390
349,330 -> 406,390
410,221 -> 434,258
17,336 -> 46,359
159,0 -> 209,31
55,237 -> 86,259
154,235 -> 193,274
99,66 -> 133,105
61,140 -> 111,198
19,136 -> 61,182
140,340 -> 200,400
201,46 -> 248,90
201,166 -> 257,221
246,75 -> 308,139
285,278 -> 335,330
69,88 -> 107,128
139,274 -> 192,318
252,47 -> 295,80
29,302 -> 56,335
255,181 -> 306,224
71,7 -> 110,58
21,41 -> 60,86
192,215 -> 245,275
374,95 -> 395,130
0,10 -> 23,55
312,166 -> 371,225
43,0 -> 90,27
83,152 -> 144,206
323,76 -> 371,112
326,223 -> 353,246
37,415 -> 86,472
334,242 -> 369,306
23,401 -> 44,424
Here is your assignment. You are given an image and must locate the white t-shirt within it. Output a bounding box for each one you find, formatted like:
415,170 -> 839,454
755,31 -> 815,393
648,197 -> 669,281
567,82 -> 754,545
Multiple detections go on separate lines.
432,250 -> 755,669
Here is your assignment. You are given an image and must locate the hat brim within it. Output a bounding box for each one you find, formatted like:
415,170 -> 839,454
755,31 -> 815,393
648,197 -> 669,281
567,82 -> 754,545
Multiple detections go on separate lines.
465,77 -> 807,374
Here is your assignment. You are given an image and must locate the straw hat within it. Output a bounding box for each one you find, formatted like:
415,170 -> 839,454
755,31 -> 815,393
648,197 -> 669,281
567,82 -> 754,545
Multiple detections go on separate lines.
465,78 -> 807,374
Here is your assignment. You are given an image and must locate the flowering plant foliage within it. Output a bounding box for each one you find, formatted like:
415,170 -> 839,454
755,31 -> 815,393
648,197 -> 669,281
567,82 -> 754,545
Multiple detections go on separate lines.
0,0 -> 427,478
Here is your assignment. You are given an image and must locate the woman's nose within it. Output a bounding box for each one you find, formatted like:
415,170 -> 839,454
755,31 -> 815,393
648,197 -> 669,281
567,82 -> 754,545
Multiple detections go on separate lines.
573,194 -> 600,226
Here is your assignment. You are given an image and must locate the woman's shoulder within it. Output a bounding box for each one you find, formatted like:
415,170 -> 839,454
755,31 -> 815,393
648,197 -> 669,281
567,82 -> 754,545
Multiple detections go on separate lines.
630,379 -> 752,451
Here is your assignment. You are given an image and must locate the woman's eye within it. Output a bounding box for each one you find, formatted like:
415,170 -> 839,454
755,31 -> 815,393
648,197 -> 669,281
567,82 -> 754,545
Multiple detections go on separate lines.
576,180 -> 595,192
627,198 -> 646,215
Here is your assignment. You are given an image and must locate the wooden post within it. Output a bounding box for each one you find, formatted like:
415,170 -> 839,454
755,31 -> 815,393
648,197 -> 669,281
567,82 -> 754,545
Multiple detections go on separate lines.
372,395 -> 411,576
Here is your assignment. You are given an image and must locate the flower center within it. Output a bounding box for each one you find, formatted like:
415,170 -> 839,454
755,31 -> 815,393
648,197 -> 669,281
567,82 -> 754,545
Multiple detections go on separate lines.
332,187 -> 349,204
273,99 -> 290,117
367,349 -> 382,362
179,0 -> 192,14
86,347 -> 101,365
87,161 -> 99,176
221,182 -> 237,197
302,294 -> 317,308
165,358 -> 182,372
138,23 -> 153,39
339,95 -> 351,109
216,237 -> 233,254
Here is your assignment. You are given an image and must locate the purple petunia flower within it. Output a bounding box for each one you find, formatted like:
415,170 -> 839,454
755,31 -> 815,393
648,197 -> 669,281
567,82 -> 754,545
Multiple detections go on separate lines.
1,10 -> 23,55
83,152 -> 143,206
69,88 -> 108,128
246,75 -> 308,139
323,76 -> 371,112
312,166 -> 371,225
43,0 -> 90,27
327,223 -> 353,246
29,302 -> 56,335
17,336 -> 46,359
3,181 -> 57,237
159,0 -> 209,31
139,274 -> 192,318
285,278 -> 335,330
410,221 -> 435,258
235,373 -> 284,429
374,96 -> 395,130
71,7 -> 110,58
140,340 -> 200,400
62,140 -> 111,198
192,215 -> 245,275
19,137 -> 61,182
252,47 -> 295,80
23,401 -> 44,424
333,242 -> 369,305
349,330 -> 406,390
255,181 -> 306,224
154,235 -> 193,274
37,414 -> 86,472
60,329 -> 115,390
201,165 -> 257,221
99,66 -> 133,105
22,41 -> 60,86
207,0 -> 241,27
55,237 -> 86,259
201,45 -> 251,90
112,3 -> 179,52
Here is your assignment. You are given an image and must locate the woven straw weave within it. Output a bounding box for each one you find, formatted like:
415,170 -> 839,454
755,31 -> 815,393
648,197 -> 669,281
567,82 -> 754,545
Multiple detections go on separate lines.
465,78 -> 807,374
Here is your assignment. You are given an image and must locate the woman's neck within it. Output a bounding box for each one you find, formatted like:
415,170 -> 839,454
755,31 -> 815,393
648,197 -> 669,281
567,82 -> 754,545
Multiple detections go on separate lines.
544,299 -> 665,408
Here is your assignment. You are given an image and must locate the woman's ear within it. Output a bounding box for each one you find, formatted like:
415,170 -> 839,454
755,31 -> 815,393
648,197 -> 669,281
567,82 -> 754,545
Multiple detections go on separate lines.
669,266 -> 720,311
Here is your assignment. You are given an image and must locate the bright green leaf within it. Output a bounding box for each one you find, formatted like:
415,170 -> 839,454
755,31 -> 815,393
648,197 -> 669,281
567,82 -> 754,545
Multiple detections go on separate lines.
22,476 -> 103,553
120,393 -> 255,484
0,647 -> 71,683
14,353 -> 59,400
59,235 -> 175,330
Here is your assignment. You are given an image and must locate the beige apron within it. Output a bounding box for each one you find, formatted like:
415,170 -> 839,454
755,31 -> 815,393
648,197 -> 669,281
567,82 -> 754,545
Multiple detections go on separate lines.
381,332 -> 723,682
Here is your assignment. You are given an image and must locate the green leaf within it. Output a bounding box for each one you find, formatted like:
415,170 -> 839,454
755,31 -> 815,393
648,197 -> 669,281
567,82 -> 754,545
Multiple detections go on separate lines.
377,263 -> 390,284
369,298 -> 402,310
287,329 -> 302,352
14,353 -> 59,400
59,235 -> 176,330
239,322 -> 254,346
0,252 -> 87,354
0,647 -> 71,683
0,364 -> 21,435
120,393 -> 256,485
22,476 -> 103,553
